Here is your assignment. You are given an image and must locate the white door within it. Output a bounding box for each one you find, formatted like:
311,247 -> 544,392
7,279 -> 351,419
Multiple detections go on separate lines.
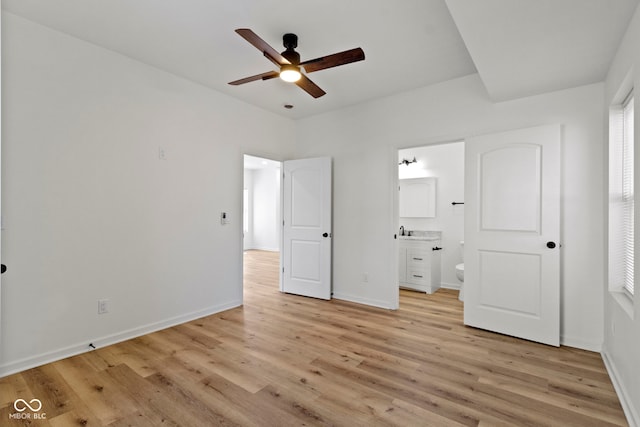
464,125 -> 560,346
0,14 -> 3,352
282,157 -> 332,299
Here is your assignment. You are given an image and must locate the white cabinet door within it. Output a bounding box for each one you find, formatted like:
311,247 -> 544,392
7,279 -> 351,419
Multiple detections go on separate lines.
464,125 -> 560,346
398,247 -> 407,283
282,157 -> 332,300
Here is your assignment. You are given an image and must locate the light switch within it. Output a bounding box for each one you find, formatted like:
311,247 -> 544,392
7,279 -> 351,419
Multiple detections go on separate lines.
221,212 -> 230,225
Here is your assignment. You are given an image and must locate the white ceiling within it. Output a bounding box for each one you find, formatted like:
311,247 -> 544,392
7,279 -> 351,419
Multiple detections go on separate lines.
2,0 -> 638,119
446,0 -> 639,101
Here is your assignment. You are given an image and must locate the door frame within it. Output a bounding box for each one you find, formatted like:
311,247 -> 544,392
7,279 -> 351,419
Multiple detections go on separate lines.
241,151 -> 285,299
392,138 -> 466,308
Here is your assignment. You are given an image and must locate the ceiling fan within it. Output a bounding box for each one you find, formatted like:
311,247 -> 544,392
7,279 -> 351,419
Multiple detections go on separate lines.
228,28 -> 365,98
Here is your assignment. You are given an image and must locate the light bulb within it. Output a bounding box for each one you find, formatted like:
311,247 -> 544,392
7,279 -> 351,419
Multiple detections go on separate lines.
280,66 -> 301,82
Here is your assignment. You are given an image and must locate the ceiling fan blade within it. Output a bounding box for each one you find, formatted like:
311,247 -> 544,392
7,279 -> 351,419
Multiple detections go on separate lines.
300,48 -> 365,73
295,74 -> 326,98
228,71 -> 279,86
235,28 -> 290,67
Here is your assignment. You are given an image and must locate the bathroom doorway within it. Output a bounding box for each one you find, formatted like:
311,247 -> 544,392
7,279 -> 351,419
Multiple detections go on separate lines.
397,141 -> 465,301
243,154 -> 282,290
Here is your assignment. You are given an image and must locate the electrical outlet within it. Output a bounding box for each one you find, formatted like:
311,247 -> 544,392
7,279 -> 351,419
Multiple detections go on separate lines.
98,299 -> 109,314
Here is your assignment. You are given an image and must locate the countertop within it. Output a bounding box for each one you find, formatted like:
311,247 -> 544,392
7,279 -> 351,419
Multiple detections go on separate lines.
399,235 -> 440,241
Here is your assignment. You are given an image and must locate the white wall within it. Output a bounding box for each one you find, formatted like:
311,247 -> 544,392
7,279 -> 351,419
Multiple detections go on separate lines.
251,168 -> 280,251
243,169 -> 254,250
0,13 -> 295,375
603,5 -> 640,426
296,73 -> 605,351
399,142 -> 465,289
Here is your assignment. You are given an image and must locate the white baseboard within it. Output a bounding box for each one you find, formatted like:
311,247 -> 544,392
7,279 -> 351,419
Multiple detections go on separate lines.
559,335 -> 602,352
602,350 -> 639,427
0,300 -> 242,378
440,282 -> 461,290
332,292 -> 395,310
245,247 -> 279,252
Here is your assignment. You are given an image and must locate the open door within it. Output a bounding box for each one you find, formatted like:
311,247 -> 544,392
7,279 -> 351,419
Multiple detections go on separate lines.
282,157 -> 332,299
464,125 -> 560,346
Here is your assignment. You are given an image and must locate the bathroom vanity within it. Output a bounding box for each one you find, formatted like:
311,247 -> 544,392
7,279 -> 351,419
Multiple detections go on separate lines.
398,232 -> 442,294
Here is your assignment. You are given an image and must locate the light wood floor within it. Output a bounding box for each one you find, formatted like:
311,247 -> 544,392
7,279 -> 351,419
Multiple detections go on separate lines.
0,250 -> 628,426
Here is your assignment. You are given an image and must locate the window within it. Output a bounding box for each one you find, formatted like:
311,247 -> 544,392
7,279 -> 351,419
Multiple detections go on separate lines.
609,90 -> 635,298
622,94 -> 635,296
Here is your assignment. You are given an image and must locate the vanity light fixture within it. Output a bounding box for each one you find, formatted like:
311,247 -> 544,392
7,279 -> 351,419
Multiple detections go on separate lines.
399,157 -> 417,166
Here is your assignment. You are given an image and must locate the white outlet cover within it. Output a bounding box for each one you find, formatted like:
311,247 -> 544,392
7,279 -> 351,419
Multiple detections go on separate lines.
98,299 -> 109,314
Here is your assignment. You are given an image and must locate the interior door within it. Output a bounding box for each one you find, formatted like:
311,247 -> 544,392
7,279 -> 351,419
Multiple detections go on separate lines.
464,125 -> 560,346
282,157 -> 332,299
0,13 -> 3,353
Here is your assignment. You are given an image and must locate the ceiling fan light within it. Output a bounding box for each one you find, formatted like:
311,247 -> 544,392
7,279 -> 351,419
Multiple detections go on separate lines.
280,66 -> 301,82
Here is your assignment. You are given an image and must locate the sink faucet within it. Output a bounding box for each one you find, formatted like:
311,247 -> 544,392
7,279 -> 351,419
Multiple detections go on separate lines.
399,226 -> 405,236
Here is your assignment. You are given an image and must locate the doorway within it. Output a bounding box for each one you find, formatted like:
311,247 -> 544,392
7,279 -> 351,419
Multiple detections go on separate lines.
243,154 -> 282,291
397,142 -> 465,302
242,155 -> 333,300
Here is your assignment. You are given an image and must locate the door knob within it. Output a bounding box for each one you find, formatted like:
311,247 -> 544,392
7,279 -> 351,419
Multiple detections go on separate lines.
322,233 -> 329,238
1,264 -> 6,274
546,241 -> 556,249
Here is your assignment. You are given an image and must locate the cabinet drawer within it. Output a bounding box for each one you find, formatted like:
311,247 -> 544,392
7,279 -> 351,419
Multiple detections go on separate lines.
407,250 -> 429,268
407,269 -> 428,285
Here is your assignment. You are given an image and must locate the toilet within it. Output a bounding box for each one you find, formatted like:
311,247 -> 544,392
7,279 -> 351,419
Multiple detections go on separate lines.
456,241 -> 464,301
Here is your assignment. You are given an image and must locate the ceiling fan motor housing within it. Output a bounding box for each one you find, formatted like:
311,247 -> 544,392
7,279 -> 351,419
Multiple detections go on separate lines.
283,33 -> 298,49
282,33 -> 300,65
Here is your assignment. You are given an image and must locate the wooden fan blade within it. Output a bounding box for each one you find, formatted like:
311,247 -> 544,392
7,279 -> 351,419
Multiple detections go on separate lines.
295,74 -> 326,98
235,28 -> 290,67
229,70 -> 279,85
300,48 -> 365,73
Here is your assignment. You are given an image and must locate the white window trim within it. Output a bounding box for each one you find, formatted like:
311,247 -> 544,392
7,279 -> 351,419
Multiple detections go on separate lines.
621,92 -> 634,298
608,87 -> 635,318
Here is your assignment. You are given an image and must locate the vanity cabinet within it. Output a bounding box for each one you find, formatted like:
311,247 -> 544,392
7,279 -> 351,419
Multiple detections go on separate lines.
398,238 -> 441,293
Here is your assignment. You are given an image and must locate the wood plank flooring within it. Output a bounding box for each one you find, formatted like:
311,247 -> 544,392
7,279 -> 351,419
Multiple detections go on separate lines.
0,250 -> 628,426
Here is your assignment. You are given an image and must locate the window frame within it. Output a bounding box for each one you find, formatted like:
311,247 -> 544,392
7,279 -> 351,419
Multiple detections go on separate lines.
621,92 -> 634,298
608,87 -> 635,308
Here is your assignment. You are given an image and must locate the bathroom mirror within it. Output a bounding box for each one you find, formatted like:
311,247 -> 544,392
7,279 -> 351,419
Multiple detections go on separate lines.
399,177 -> 436,218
